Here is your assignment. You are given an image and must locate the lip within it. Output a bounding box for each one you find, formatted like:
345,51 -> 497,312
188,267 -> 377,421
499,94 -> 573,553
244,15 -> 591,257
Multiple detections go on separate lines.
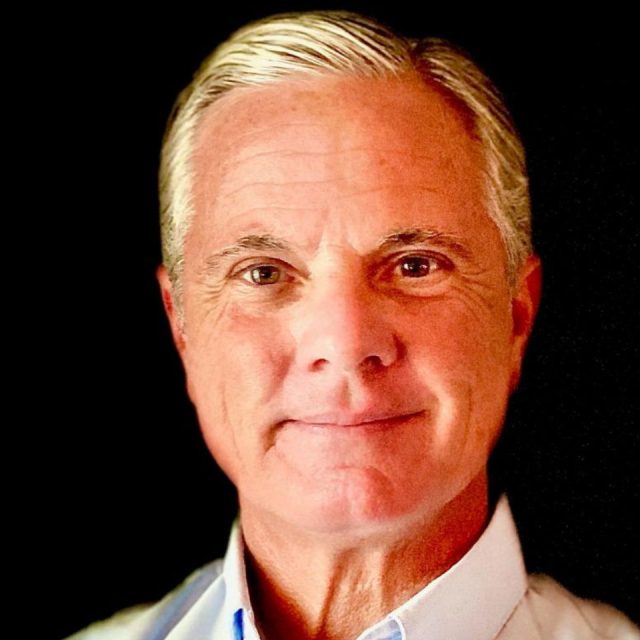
286,410 -> 424,428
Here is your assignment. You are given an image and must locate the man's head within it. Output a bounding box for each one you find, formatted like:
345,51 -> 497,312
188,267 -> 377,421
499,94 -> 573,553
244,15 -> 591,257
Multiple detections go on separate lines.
156,11 -> 540,539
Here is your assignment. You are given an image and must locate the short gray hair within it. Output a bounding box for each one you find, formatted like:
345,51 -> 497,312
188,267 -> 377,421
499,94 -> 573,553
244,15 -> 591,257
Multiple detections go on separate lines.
159,10 -> 532,322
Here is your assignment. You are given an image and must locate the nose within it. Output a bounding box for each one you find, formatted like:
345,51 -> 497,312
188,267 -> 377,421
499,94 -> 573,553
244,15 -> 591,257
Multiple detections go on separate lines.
290,272 -> 401,376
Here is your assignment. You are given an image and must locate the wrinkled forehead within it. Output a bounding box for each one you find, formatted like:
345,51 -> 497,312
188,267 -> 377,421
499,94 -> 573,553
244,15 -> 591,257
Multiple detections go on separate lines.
192,72 -> 479,175
188,72 -> 484,228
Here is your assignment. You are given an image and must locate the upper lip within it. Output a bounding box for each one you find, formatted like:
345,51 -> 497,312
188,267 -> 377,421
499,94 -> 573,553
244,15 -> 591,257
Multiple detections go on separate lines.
288,409 -> 422,426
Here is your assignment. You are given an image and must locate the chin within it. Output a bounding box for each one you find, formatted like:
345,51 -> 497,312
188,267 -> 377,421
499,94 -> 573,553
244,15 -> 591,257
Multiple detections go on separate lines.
265,471 -> 437,539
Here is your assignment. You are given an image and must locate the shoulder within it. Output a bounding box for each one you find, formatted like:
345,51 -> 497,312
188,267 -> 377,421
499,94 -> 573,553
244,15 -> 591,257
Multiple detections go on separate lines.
503,573 -> 639,639
64,559 -> 225,640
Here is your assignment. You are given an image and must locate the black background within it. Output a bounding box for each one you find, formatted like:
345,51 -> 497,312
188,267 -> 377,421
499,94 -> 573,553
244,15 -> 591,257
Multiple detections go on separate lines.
30,4 -> 638,638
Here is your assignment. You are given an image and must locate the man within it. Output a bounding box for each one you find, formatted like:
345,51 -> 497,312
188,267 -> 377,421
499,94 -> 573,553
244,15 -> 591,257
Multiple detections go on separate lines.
69,10 -> 638,640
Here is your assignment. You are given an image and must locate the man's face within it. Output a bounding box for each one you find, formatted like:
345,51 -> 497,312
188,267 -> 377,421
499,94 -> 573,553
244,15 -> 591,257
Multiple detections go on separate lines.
158,74 -> 539,536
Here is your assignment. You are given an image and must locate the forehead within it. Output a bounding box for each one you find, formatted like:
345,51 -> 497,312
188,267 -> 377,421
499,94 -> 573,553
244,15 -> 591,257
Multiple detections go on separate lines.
187,73 -> 492,256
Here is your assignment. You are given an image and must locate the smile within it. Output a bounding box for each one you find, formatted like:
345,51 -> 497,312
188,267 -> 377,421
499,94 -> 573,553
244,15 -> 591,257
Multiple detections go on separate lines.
285,410 -> 424,430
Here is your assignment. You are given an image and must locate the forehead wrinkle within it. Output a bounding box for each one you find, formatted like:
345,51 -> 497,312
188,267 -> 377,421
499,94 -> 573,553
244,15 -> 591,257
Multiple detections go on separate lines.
218,179 -> 339,204
204,146 -> 331,214
195,120 -> 330,173
212,182 -> 442,223
219,147 -> 446,174
216,180 -> 435,210
194,116 -> 332,207
212,143 -> 452,206
226,206 -> 325,216
220,149 -> 333,173
336,184 -> 438,199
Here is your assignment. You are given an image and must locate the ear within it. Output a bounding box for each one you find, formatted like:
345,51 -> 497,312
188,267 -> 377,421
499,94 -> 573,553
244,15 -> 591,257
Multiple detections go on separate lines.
509,254 -> 542,392
156,264 -> 187,356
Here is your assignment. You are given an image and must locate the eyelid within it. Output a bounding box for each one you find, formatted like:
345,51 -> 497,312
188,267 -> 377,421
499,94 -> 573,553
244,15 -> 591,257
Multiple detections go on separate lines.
381,250 -> 454,272
229,257 -> 300,286
372,251 -> 454,292
229,257 -> 287,276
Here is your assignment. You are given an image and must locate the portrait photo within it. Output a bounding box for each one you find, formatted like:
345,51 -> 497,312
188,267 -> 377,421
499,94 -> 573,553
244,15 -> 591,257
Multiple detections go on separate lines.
36,4 -> 638,639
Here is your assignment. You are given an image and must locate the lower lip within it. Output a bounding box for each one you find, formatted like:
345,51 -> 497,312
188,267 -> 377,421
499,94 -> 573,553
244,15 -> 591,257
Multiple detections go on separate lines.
284,412 -> 423,432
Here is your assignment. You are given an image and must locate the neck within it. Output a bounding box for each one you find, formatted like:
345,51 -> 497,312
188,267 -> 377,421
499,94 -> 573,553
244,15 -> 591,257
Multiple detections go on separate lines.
240,473 -> 489,640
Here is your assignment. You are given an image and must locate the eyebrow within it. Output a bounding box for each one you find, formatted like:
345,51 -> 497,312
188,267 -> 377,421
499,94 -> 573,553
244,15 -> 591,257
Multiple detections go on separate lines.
376,227 -> 472,260
200,234 -> 291,279
199,227 -> 472,279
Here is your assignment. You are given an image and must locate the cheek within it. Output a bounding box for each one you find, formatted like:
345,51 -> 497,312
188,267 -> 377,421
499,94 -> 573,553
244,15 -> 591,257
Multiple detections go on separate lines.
187,298 -> 290,395
219,302 -> 292,394
425,292 -> 514,380
398,296 -> 513,456
183,301 -> 292,475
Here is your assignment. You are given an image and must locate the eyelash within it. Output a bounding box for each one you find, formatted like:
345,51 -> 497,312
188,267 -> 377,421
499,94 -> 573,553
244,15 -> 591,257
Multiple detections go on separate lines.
231,253 -> 452,288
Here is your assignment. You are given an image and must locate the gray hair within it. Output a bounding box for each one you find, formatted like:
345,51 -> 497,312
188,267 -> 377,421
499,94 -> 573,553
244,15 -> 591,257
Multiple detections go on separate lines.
159,10 -> 532,323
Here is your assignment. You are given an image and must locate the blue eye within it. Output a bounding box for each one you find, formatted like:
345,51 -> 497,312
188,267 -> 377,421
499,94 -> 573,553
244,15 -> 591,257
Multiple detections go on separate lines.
241,264 -> 282,285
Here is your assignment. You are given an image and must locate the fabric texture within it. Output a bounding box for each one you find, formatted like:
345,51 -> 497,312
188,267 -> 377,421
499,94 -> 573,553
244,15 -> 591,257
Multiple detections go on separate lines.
66,495 -> 639,640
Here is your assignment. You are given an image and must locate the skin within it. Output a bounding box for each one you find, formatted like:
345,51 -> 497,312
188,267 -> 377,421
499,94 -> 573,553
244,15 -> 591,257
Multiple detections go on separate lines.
157,72 -> 541,639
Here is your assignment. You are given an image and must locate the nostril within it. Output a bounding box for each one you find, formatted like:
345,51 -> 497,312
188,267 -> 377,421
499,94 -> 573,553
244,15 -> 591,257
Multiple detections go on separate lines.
362,354 -> 384,370
310,358 -> 329,372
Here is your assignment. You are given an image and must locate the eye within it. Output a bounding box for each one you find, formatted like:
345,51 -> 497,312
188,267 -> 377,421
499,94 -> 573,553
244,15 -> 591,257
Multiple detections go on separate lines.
240,263 -> 283,285
396,254 -> 446,278
376,252 -> 453,293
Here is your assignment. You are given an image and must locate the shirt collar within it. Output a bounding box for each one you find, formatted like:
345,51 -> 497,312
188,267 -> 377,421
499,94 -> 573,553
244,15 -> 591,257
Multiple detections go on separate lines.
224,494 -> 527,640
386,494 -> 528,640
